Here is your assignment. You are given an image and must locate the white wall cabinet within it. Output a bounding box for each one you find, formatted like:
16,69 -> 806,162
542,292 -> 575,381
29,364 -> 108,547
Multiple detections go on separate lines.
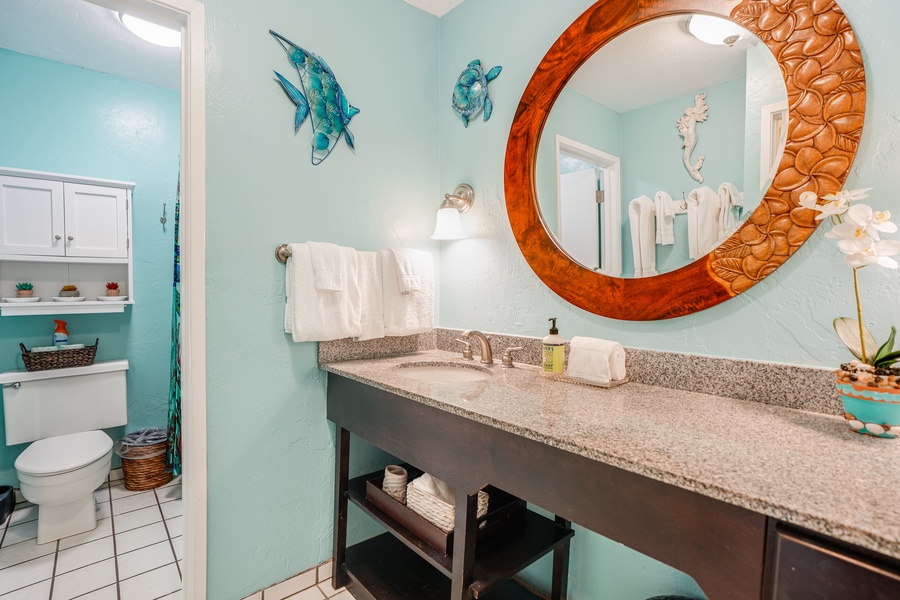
0,167 -> 134,316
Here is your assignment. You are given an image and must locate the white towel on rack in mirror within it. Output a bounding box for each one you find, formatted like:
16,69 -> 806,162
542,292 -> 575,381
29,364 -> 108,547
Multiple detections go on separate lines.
307,241 -> 345,292
381,248 -> 433,336
687,186 -> 721,259
717,182 -> 740,244
355,251 -> 385,342
628,195 -> 657,277
284,243 -> 362,342
654,191 -> 675,246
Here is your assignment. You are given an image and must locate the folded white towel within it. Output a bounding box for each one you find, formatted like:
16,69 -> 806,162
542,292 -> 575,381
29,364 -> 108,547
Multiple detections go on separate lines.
389,248 -> 424,294
628,195 -> 657,277
284,243 -> 362,342
717,182 -> 740,244
381,248 -> 433,336
307,241 -> 344,292
567,336 -> 626,385
687,186 -> 721,259
410,473 -> 456,506
654,191 -> 675,246
355,251 -> 385,342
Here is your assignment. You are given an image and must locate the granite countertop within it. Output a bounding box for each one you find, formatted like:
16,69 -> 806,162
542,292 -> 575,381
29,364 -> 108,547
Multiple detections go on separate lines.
321,349 -> 900,561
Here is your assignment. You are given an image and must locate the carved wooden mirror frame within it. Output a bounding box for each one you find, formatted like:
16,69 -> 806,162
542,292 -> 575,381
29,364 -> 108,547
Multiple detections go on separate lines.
505,0 -> 866,320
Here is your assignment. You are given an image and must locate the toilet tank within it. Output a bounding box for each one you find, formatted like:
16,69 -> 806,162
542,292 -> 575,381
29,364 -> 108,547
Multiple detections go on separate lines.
0,360 -> 128,445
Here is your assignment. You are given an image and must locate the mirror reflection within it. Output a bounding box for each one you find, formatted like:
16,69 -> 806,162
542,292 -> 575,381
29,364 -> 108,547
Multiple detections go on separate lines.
536,14 -> 788,278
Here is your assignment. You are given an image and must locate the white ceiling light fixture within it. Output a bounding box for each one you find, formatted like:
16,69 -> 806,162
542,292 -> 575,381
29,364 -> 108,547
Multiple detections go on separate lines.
688,14 -> 742,46
120,13 -> 180,48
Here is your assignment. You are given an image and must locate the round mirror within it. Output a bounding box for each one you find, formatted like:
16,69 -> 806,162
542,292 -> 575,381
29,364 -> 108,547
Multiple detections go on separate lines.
505,0 -> 866,320
535,14 -> 788,278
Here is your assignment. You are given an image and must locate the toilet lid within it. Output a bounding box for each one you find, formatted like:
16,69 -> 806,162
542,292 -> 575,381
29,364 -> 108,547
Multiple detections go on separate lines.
15,431 -> 113,476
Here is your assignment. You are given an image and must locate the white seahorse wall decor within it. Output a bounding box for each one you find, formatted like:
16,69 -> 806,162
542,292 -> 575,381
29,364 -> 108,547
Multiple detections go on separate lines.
676,92 -> 709,183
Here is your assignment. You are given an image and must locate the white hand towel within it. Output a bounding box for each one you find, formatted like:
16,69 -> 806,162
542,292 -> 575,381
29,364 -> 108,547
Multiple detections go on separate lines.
567,336 -> 627,385
628,195 -> 657,277
355,251 -> 385,342
410,473 -> 456,506
717,182 -> 740,243
687,186 -> 721,259
381,248 -> 434,336
654,191 -> 675,246
284,243 -> 362,342
308,241 -> 344,292
390,247 -> 423,294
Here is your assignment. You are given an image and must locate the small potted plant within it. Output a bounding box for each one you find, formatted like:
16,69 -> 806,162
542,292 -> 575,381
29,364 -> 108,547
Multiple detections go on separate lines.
800,188 -> 900,437
15,282 -> 33,298
105,282 -> 120,297
59,284 -> 79,298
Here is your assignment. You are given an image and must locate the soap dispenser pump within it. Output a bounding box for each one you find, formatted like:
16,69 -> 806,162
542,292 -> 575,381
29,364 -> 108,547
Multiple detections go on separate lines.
542,317 -> 565,374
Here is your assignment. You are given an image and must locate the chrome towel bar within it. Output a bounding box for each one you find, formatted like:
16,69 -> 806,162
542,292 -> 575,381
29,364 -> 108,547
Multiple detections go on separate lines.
275,244 -> 292,264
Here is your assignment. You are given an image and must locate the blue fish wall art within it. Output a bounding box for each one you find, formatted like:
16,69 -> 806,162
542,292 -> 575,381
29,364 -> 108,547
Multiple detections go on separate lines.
270,30 -> 360,165
451,59 -> 502,127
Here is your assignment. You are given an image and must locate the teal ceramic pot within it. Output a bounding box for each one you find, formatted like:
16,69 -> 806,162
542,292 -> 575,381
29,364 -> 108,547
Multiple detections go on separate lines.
837,379 -> 900,438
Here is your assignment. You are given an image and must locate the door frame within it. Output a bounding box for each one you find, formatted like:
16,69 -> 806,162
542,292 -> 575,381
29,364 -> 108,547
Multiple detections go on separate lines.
86,0 -> 207,596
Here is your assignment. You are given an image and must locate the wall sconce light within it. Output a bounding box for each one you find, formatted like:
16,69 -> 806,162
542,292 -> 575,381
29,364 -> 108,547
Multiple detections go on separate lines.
431,183 -> 474,240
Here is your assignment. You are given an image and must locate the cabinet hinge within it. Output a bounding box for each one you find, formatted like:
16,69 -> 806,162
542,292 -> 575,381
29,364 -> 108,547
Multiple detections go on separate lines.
596,190 -> 605,204
127,239 -> 130,249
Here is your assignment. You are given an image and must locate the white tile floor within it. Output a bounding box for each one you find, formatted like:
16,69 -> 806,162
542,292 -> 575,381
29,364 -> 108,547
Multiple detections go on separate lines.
243,560 -> 351,600
0,469 -> 182,600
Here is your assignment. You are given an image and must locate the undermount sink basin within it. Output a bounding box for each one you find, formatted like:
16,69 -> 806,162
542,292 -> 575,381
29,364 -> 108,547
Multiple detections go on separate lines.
395,362 -> 492,382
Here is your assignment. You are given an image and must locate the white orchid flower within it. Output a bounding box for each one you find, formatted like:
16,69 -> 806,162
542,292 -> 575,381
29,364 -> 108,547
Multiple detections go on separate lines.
822,187 -> 872,203
844,203 -> 897,241
798,191 -> 819,210
809,194 -> 849,220
842,238 -> 900,269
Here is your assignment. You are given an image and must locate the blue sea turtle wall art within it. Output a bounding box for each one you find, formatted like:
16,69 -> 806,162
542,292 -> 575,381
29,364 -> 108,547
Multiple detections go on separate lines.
451,59 -> 502,127
270,30 -> 359,165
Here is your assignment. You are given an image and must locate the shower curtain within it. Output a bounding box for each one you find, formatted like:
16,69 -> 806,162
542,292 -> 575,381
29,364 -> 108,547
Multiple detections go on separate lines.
166,172 -> 182,476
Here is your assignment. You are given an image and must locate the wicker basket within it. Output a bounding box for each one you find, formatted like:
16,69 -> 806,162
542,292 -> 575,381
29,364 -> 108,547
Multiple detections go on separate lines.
406,482 -> 489,533
115,429 -> 173,491
19,339 -> 99,372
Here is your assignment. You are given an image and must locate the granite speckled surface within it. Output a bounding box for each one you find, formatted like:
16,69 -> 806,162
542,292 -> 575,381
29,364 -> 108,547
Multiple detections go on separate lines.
321,349 -> 900,562
433,328 -> 841,415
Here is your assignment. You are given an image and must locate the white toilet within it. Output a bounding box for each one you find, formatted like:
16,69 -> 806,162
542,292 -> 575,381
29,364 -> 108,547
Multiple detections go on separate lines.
0,360 -> 128,544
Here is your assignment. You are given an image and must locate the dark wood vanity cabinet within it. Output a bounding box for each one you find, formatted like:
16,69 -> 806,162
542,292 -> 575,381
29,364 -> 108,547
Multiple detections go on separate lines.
327,374 -> 900,599
763,522 -> 900,599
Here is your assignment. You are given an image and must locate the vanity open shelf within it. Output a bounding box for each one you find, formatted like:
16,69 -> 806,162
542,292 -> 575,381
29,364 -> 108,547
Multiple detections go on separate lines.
345,469 -> 572,599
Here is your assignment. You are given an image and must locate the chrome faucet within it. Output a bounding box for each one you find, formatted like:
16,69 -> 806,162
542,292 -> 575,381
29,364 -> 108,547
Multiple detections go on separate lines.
461,330 -> 493,364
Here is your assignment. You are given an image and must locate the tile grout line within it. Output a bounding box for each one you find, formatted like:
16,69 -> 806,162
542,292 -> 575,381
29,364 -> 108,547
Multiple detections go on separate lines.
47,541 -> 59,600
155,487 -> 181,580
106,478 -> 122,600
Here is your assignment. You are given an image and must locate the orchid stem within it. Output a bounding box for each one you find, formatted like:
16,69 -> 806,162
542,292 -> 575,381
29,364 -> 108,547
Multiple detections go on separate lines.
853,267 -> 867,363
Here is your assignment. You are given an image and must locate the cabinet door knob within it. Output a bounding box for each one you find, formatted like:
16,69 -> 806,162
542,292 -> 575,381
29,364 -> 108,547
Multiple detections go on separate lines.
55,235 -> 62,240
67,236 -> 74,241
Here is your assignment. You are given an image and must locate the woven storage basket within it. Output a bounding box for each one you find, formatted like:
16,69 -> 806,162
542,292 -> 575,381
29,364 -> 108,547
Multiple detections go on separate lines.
406,482 -> 488,533
115,428 -> 173,491
20,339 -> 99,372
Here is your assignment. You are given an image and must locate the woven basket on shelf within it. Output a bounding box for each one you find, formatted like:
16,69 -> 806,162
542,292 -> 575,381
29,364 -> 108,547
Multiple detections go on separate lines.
116,429 -> 173,491
19,339 -> 99,372
406,483 -> 489,533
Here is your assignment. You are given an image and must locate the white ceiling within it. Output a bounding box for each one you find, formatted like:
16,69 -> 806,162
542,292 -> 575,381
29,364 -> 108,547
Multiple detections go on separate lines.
568,16 -> 754,113
403,0 -> 466,17
0,0 -> 181,90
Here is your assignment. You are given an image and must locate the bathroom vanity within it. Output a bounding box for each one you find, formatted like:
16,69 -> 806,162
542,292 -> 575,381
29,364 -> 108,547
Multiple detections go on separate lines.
324,350 -> 900,600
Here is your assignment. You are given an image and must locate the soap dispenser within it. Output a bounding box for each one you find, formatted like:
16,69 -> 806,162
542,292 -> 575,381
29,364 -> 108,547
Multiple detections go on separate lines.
542,317 -> 565,374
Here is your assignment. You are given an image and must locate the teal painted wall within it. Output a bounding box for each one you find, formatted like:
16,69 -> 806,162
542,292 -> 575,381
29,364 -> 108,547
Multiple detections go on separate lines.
438,0 -> 900,598
202,0 -> 440,597
0,49 -> 179,487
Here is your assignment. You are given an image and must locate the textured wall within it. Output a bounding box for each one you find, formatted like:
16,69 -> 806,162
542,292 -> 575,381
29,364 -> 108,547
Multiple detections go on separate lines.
0,50 -> 179,486
439,0 -> 900,597
202,0 -> 440,597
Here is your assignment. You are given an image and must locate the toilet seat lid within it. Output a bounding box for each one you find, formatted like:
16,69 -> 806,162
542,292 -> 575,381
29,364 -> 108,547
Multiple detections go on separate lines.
15,430 -> 113,476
